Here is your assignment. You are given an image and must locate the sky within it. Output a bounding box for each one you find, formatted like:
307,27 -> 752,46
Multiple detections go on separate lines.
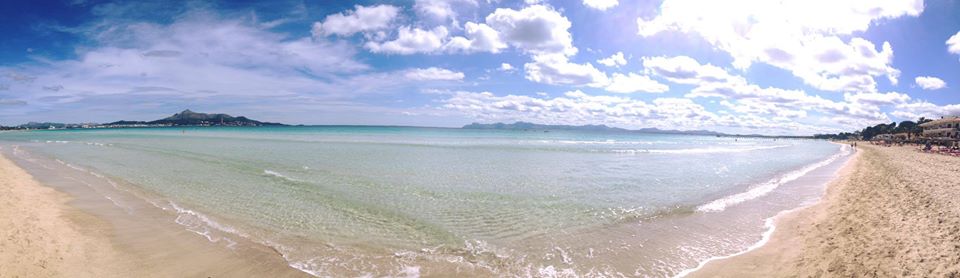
1,0 -> 959,135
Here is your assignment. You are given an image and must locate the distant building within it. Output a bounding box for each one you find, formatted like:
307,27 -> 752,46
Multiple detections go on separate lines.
919,116 -> 960,141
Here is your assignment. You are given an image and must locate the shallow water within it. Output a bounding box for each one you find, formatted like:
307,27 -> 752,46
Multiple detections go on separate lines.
0,127 -> 849,277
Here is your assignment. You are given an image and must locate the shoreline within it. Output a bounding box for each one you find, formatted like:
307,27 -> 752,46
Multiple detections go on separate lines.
0,148 -> 309,277
0,148 -> 136,276
689,143 -> 960,277
674,142 -> 856,277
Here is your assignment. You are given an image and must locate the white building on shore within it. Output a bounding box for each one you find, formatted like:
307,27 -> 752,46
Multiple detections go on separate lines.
919,116 -> 960,141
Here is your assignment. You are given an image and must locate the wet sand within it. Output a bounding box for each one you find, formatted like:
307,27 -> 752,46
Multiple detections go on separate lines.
691,143 -> 960,277
0,150 -> 309,277
0,150 -> 135,277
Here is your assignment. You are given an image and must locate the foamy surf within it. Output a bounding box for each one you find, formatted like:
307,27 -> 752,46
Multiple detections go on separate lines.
696,145 -> 850,212
673,211 -> 781,278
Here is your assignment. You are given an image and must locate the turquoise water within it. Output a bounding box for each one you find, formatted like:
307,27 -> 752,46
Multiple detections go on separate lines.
0,127 -> 847,276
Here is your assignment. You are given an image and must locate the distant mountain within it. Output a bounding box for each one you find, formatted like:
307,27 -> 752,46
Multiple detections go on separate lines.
462,121 -> 725,136
107,109 -> 284,127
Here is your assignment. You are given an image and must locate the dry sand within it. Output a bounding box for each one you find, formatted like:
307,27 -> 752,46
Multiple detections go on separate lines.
691,143 -> 960,277
0,150 -> 310,278
0,152 -> 136,277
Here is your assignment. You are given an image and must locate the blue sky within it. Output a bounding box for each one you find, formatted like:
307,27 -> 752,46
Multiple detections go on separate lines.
1,0 -> 958,135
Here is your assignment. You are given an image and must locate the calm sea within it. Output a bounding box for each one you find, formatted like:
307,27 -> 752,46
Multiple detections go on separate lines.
0,126 -> 850,277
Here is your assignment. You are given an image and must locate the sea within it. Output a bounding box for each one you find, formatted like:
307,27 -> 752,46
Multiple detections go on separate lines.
0,126 -> 851,277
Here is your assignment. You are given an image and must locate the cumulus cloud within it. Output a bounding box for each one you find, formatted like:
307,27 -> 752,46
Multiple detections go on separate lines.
414,0 -> 477,24
312,4 -> 400,37
583,0 -> 619,11
597,52 -> 627,67
642,56 -> 738,85
499,63 -> 515,72
442,90 -> 714,129
404,67 -> 465,81
523,54 -> 608,86
915,76 -> 946,90
605,73 -> 669,93
362,4 -> 573,56
644,55 -> 892,125
893,101 -> 960,120
949,31 -> 960,57
637,0 -> 922,92
485,5 -> 577,56
365,26 -> 450,54
445,22 -> 507,53
440,90 -> 839,134
843,91 -> 910,106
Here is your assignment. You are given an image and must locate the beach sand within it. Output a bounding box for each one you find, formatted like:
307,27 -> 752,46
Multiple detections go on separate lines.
0,152 -> 135,277
691,143 -> 960,277
0,151 -> 310,277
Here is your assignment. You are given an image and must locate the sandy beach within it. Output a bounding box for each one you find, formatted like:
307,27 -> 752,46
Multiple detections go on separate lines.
0,149 -> 310,277
0,151 -> 135,277
692,143 -> 960,277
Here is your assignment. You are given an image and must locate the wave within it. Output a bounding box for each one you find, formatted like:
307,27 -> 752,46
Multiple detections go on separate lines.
613,145 -> 790,155
673,211 -> 780,277
168,201 -> 240,249
263,169 -> 305,183
696,145 -> 850,212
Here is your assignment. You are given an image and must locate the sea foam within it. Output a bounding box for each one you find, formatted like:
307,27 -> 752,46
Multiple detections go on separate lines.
696,145 -> 850,212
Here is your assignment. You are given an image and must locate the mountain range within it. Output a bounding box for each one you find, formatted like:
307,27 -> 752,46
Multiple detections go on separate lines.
105,109 -> 284,127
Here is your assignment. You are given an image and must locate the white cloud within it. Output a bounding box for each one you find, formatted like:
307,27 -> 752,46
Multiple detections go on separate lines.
605,73 -> 669,93
361,4 -> 572,56
583,0 -> 619,10
442,90 -> 715,129
843,91 -> 910,106
365,26 -> 450,54
499,63 -> 515,72
445,22 -> 507,53
597,52 -> 627,67
948,31 -> 960,57
637,0 -> 922,92
893,101 -> 960,120
312,5 -> 400,37
439,90 -> 840,134
642,56 -> 738,85
414,0 -> 477,24
404,67 -> 465,81
915,76 -> 946,90
485,5 -> 577,56
645,55 -> 892,125
0,13 -> 480,125
523,54 -> 608,86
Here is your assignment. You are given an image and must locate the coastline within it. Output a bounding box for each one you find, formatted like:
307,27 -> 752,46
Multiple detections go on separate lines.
0,149 -> 135,276
0,149 -> 309,277
689,143 -> 960,277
